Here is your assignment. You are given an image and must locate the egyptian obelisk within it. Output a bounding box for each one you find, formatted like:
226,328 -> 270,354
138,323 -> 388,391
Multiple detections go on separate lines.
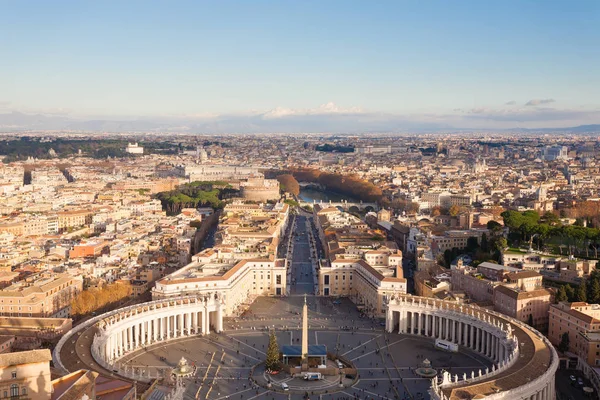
302,294 -> 308,363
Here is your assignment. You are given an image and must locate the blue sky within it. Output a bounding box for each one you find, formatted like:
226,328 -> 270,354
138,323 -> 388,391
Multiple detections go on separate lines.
1,0 -> 599,130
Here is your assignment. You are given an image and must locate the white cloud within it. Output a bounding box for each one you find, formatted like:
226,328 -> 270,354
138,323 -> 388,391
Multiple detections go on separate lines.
2,101 -> 599,132
525,98 -> 555,106
505,100 -> 516,105
261,102 -> 364,119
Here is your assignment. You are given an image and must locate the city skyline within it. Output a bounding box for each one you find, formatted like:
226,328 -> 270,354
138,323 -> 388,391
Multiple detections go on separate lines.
1,0 -> 599,131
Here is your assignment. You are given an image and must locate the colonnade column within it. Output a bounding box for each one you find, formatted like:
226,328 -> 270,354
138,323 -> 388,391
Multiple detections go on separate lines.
217,305 -> 223,333
118,330 -> 123,357
451,320 -> 455,342
425,313 -> 430,337
468,324 -> 472,348
141,320 -> 146,345
481,330 -> 486,355
114,334 -> 118,359
205,308 -> 210,335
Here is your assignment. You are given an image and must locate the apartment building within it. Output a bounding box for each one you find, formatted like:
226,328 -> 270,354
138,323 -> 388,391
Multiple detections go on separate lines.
549,302 -> 600,363
0,349 -> 53,400
430,229 -> 486,255
57,209 -> 92,232
493,286 -> 552,331
557,258 -> 598,283
0,273 -> 83,318
69,241 -> 108,258
318,258 -> 406,317
152,255 -> 287,316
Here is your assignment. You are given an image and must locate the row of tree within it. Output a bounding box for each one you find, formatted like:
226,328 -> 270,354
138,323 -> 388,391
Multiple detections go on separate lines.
273,168 -> 382,202
555,270 -> 600,304
315,143 -> 354,153
70,282 -> 132,318
441,233 -> 507,268
378,198 -> 420,214
155,181 -> 234,215
502,209 -> 600,253
1,137 -> 177,163
276,174 -> 300,195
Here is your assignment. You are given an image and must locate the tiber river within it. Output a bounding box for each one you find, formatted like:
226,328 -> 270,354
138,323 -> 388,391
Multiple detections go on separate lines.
298,187 -> 358,203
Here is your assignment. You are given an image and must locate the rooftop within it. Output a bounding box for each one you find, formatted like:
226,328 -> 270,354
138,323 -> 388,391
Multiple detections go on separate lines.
0,349 -> 52,367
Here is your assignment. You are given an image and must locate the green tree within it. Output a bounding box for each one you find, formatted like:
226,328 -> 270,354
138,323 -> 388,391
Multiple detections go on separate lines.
486,220 -> 503,231
542,211 -> 560,225
481,233 -> 489,253
555,286 -> 568,303
589,277 -> 600,304
449,205 -> 460,217
558,332 -> 570,353
265,330 -> 280,371
575,283 -> 587,302
565,284 -> 575,302
493,237 -> 508,252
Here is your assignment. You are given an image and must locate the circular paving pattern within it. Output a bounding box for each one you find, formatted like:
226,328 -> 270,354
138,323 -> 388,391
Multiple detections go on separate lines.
110,296 -> 492,400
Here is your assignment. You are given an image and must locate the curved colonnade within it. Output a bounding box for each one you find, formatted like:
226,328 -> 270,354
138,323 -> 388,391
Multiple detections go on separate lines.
55,295 -> 224,383
387,295 -> 558,400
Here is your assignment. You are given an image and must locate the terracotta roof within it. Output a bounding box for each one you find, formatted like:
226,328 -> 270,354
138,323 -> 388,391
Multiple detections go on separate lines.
51,369 -> 98,400
495,285 -> 551,300
506,270 -> 541,280
0,349 -> 52,367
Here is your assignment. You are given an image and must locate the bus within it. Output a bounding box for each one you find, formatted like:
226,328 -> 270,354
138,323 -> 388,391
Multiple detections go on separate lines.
435,339 -> 458,352
303,372 -> 323,381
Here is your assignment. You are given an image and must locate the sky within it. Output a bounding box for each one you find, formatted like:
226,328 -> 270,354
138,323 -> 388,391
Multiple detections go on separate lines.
1,0 -> 599,131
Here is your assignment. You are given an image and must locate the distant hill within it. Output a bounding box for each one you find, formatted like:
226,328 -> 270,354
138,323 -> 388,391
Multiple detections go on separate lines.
0,111 -> 597,134
552,124 -> 600,133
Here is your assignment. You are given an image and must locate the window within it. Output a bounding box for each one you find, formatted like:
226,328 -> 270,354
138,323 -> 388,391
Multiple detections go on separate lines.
11,371 -> 16,379
21,389 -> 26,396
276,275 -> 281,285
10,385 -> 17,398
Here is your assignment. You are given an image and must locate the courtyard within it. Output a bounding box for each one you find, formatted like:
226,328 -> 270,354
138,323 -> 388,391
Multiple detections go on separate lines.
118,296 -> 492,400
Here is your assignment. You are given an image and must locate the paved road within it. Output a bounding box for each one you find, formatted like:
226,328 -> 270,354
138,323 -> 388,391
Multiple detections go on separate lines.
555,368 -> 595,400
290,216 -> 315,296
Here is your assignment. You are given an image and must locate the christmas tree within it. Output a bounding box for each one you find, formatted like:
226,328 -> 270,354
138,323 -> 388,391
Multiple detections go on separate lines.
265,330 -> 280,371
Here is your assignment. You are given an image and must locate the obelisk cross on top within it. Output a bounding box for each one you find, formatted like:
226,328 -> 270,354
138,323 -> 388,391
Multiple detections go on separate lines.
302,294 -> 308,362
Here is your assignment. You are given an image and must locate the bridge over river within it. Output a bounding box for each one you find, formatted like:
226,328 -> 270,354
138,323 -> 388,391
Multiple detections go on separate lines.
299,199 -> 378,212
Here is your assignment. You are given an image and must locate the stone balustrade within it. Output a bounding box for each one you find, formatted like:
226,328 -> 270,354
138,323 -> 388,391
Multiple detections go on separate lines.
386,294 -> 558,400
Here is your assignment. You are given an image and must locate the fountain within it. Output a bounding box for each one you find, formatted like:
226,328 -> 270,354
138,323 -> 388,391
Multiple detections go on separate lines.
415,358 -> 438,378
171,357 -> 195,379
